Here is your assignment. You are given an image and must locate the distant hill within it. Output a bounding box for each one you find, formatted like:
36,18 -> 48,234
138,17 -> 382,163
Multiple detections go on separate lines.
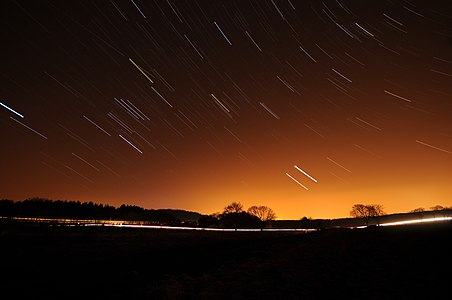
0,198 -> 204,224
156,209 -> 203,222
273,209 -> 452,229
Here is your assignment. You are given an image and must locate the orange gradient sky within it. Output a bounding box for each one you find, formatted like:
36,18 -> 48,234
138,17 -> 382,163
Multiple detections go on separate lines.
1,1 -> 451,219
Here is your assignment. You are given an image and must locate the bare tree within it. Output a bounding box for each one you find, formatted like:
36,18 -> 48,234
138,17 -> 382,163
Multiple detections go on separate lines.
350,204 -> 385,225
247,206 -> 276,221
372,204 -> 385,217
223,202 -> 244,214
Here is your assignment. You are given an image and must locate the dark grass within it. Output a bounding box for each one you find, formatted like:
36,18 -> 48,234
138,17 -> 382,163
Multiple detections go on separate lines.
1,221 -> 451,299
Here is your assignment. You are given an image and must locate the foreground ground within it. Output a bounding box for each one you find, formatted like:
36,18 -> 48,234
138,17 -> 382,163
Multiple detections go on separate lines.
1,221 -> 451,299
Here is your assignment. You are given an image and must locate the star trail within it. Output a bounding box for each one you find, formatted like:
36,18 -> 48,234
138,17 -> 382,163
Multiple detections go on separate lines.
0,0 -> 451,219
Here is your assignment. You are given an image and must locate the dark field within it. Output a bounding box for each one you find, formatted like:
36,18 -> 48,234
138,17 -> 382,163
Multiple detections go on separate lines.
1,222 -> 451,299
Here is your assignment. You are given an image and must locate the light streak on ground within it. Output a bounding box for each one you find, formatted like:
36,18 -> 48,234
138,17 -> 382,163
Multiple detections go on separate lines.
379,216 -> 452,227
3,216 -> 452,231
10,117 -> 48,139
294,165 -> 318,182
129,58 -> 154,83
101,224 -> 316,232
214,21 -> 232,45
416,140 -> 451,154
0,216 -> 317,232
326,157 -> 352,172
1,101 -> 24,118
384,90 -> 412,102
286,173 -> 309,190
119,134 -> 143,154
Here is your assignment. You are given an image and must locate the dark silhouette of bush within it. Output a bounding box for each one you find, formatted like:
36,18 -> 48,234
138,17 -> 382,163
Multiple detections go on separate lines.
219,212 -> 261,229
198,214 -> 220,228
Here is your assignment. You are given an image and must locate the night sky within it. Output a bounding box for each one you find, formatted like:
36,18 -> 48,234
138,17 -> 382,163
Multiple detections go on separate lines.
1,0 -> 451,219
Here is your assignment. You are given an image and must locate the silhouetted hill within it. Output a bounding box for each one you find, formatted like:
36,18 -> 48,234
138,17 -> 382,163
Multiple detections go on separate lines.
0,198 -> 203,224
273,209 -> 452,229
156,209 -> 203,222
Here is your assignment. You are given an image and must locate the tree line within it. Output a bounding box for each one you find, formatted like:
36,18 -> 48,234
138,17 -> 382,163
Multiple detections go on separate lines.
1,198 -> 449,228
0,198 -> 201,224
198,202 -> 276,228
0,199 -> 276,228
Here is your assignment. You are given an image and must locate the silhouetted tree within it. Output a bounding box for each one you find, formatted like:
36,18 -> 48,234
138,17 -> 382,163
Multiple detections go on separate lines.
223,202 -> 244,214
350,204 -> 385,226
410,208 -> 425,213
247,206 -> 276,221
430,205 -> 445,211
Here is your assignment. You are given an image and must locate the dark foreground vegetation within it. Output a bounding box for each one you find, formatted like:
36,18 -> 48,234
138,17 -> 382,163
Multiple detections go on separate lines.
1,220 -> 451,299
